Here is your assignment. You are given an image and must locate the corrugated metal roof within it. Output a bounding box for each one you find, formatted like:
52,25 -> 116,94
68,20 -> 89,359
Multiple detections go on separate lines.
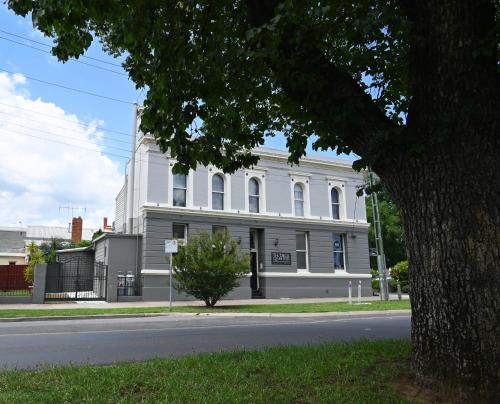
26,226 -> 96,241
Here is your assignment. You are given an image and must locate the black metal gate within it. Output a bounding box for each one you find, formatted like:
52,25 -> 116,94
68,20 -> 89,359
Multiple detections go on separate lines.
45,256 -> 107,301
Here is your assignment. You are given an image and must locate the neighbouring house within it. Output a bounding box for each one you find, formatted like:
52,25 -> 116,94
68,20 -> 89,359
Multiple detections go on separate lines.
110,106 -> 371,301
0,219 -> 96,265
0,226 -> 26,265
26,218 -> 96,245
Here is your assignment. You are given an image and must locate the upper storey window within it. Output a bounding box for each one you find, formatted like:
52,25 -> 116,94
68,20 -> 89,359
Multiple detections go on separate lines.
249,178 -> 260,213
294,183 -> 304,217
173,174 -> 187,207
212,174 -> 225,210
331,188 -> 340,219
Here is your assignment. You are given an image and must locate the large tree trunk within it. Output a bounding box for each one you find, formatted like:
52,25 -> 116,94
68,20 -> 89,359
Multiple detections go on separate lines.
384,144 -> 499,398
379,1 -> 500,398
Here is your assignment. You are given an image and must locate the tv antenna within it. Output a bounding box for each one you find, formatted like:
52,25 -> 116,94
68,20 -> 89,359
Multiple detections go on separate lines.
59,205 -> 87,218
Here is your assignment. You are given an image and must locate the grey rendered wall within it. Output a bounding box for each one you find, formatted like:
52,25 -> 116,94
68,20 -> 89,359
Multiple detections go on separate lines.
263,167 -> 292,214
230,171 -> 246,211
140,147 -> 366,222
260,277 -> 372,299
147,151 -> 169,204
142,211 -> 369,274
193,166 -> 209,207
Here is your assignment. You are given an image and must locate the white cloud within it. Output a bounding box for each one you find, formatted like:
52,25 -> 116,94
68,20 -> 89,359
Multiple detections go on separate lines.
0,72 -> 124,229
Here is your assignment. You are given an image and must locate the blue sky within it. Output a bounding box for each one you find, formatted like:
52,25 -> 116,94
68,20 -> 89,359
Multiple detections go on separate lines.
0,5 -> 353,228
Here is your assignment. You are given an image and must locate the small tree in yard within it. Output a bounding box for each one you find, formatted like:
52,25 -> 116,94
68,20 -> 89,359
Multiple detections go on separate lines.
389,261 -> 409,294
173,231 -> 249,307
24,241 -> 45,285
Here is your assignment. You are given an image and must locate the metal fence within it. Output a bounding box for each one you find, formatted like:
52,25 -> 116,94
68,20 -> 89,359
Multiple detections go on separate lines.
0,265 -> 32,296
45,256 -> 107,301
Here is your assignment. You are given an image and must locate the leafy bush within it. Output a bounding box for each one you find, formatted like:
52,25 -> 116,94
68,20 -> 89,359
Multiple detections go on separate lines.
173,230 -> 249,307
24,242 -> 46,284
371,279 -> 380,292
389,260 -> 409,293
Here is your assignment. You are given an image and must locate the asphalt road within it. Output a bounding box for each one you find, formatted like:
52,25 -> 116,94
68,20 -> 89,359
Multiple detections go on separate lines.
0,313 -> 410,370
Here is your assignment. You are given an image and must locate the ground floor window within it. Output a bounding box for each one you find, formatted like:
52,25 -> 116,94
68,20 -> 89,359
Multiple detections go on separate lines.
333,233 -> 346,270
296,231 -> 309,272
172,223 -> 188,246
212,225 -> 227,237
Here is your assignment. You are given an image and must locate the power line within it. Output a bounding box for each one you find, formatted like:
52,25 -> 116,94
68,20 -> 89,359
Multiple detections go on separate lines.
0,110 -> 131,145
0,67 -> 133,105
0,101 -> 131,137
1,126 -> 171,169
0,29 -> 122,68
0,119 -> 132,153
2,127 -> 131,160
0,36 -> 127,77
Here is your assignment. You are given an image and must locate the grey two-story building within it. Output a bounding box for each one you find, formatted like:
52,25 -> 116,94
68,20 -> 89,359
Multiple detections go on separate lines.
114,109 -> 372,300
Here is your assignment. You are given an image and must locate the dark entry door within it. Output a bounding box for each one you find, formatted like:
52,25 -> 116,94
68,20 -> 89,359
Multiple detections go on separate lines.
250,230 -> 259,291
250,251 -> 258,290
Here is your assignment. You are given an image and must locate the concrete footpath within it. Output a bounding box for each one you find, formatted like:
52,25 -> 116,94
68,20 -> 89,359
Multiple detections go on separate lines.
0,294 -> 408,311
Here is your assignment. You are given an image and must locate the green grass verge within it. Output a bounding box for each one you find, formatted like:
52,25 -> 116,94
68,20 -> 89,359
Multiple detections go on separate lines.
0,340 -> 412,403
0,290 -> 31,297
0,300 -> 410,318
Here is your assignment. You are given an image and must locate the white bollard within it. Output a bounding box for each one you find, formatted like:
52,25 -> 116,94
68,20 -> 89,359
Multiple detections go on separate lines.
358,280 -> 362,304
348,281 -> 352,304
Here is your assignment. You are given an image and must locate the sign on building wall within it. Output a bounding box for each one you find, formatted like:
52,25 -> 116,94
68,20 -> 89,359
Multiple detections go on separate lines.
164,239 -> 178,254
271,252 -> 292,265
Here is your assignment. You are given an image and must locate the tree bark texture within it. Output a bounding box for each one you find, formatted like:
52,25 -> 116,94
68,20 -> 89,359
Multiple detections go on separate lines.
380,0 -> 500,398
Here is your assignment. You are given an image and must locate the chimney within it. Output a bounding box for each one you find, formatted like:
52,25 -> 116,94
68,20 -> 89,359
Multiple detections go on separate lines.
71,217 -> 83,243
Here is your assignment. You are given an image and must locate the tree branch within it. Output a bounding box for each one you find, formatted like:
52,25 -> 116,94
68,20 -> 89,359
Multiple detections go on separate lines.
244,1 -> 401,167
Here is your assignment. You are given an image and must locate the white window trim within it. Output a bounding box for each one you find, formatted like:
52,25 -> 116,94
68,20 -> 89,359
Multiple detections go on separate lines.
296,231 -> 309,273
290,174 -> 311,217
207,168 -> 231,211
244,169 -> 266,214
167,160 -> 194,208
333,233 -> 347,272
328,180 -> 347,220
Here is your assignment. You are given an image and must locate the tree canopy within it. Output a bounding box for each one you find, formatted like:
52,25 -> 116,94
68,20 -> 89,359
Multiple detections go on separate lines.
8,0 -> 414,172
366,186 -> 406,268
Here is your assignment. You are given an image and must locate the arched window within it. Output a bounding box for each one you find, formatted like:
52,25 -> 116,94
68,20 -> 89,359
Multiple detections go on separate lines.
331,188 -> 340,219
249,178 -> 260,213
173,173 -> 187,207
294,183 -> 304,217
212,174 -> 225,210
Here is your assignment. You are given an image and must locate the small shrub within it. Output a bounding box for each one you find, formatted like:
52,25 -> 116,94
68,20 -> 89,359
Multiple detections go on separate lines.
389,260 -> 409,293
173,230 -> 249,307
371,279 -> 380,292
25,242 -> 46,284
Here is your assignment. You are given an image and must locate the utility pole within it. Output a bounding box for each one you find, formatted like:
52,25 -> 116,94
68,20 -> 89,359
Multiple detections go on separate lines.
368,169 -> 389,301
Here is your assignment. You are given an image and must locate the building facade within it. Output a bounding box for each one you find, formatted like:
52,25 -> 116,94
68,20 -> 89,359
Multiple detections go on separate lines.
115,111 -> 372,300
